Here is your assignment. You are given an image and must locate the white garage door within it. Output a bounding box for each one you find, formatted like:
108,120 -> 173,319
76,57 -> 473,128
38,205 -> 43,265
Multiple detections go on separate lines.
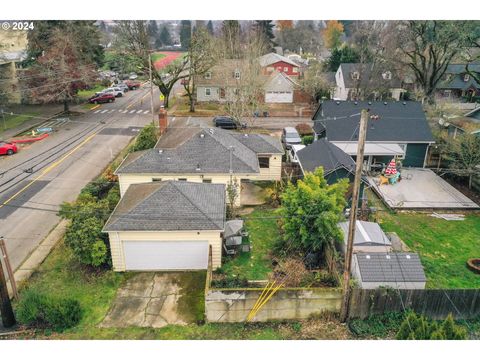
265,91 -> 293,103
123,241 -> 209,270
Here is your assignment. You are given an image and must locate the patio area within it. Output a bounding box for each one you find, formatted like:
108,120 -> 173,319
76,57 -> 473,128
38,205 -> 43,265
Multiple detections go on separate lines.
368,168 -> 479,209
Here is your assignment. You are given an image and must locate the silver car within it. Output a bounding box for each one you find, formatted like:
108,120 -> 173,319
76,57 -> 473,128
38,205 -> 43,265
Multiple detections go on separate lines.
282,127 -> 302,149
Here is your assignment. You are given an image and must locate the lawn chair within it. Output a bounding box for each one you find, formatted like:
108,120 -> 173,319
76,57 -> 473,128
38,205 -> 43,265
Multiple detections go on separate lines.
223,243 -> 236,256
378,175 -> 389,186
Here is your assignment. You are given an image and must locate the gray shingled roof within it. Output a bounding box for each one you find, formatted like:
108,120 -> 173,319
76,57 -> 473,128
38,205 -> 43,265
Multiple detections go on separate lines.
355,253 -> 426,283
103,181 -> 225,232
437,63 -> 480,91
312,100 -> 434,143
339,63 -> 403,89
339,221 -> 391,247
116,128 -> 283,175
259,53 -> 299,68
296,138 -> 355,175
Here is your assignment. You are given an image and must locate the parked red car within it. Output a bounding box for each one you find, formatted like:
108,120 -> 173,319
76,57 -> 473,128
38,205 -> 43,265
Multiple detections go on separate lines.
88,93 -> 115,104
0,141 -> 18,155
124,80 -> 141,90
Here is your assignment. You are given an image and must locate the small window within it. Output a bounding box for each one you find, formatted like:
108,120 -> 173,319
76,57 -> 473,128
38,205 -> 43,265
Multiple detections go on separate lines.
234,88 -> 240,95
234,70 -> 240,79
397,144 -> 407,160
258,157 -> 270,168
266,66 -> 274,72
464,74 -> 470,82
292,67 -> 298,73
205,88 -> 211,96
178,178 -> 187,181
284,67 -> 288,72
202,178 -> 212,183
352,72 -> 360,80
152,178 -> 162,182
205,72 -> 212,79
383,71 -> 392,80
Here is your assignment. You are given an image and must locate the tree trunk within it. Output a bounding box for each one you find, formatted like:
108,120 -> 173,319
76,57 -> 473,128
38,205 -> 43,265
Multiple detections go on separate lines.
63,99 -> 69,113
469,174 -> 473,189
163,92 -> 170,108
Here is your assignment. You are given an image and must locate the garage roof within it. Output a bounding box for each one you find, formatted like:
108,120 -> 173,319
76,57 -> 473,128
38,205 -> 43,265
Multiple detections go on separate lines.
339,221 -> 391,247
354,253 -> 426,283
331,142 -> 405,156
103,181 -> 226,232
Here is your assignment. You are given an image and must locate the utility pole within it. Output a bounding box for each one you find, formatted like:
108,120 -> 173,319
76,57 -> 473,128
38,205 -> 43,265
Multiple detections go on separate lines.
340,109 -> 369,322
1,109 -> 5,131
0,249 -> 16,328
148,53 -> 155,125
0,238 -> 18,300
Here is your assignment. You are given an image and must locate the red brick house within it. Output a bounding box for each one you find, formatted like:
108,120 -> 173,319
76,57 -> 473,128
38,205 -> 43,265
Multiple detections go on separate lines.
259,53 -> 301,77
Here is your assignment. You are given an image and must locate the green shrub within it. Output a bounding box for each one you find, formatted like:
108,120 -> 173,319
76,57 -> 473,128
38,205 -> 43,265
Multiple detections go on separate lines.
211,275 -> 249,288
131,123 -> 158,152
81,177 -> 115,199
349,312 -> 405,338
17,290 -> 82,331
396,313 -> 467,340
301,135 -> 314,145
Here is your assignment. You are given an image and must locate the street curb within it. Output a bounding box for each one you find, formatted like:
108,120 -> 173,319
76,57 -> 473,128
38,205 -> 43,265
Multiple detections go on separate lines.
8,220 -> 69,296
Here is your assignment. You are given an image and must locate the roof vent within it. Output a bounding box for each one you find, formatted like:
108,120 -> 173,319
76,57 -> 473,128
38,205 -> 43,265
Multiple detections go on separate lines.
406,255 -> 411,259
244,133 -> 249,137
200,133 -> 205,138
158,149 -> 163,154
336,101 -> 340,105
386,255 -> 391,259
354,101 -> 358,105
209,128 -> 214,134
368,101 -> 372,105
383,102 -> 388,105
403,101 -> 407,105
196,164 -> 201,171
366,255 -> 370,259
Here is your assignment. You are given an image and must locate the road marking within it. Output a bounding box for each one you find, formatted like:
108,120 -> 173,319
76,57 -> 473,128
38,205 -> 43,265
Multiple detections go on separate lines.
90,105 -> 100,111
0,130 -> 100,210
126,91 -> 151,109
101,110 -> 108,114
129,110 -> 136,114
143,110 -> 149,114
94,110 -> 101,114
136,110 -> 143,114
109,109 -> 115,113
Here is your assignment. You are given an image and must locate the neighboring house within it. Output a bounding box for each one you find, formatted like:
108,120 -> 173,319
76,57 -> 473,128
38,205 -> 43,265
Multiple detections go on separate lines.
195,59 -> 245,103
352,252 -> 426,289
436,63 -> 480,102
115,127 -> 284,204
259,52 -> 301,77
334,63 -> 405,101
338,220 -> 392,254
103,181 -> 225,271
0,29 -> 27,104
312,101 -> 435,169
440,117 -> 480,139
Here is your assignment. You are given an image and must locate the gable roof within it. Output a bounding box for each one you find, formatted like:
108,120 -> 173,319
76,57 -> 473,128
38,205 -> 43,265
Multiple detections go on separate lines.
296,138 -> 355,175
312,100 -> 434,143
437,63 -> 480,91
339,221 -> 391,247
338,63 -> 403,89
116,127 -> 283,175
195,59 -> 248,87
259,52 -> 299,68
354,252 -> 426,283
103,181 -> 226,232
263,71 -> 298,92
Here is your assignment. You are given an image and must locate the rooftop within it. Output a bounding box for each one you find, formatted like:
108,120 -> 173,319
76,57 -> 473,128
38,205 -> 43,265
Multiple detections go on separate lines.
339,220 -> 392,247
103,181 -> 226,232
258,52 -> 299,68
338,63 -> 403,89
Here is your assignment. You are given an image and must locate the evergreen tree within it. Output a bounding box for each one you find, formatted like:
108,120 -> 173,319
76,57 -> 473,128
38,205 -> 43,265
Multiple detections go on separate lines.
254,20 -> 276,52
180,20 -> 192,49
159,26 -> 173,46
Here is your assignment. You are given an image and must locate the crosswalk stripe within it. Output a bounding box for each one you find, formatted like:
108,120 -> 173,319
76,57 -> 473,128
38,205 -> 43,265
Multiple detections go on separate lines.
129,110 -> 136,114
94,110 -> 101,114
101,110 -> 108,114
109,109 -> 115,113
143,110 -> 149,114
136,110 -> 143,114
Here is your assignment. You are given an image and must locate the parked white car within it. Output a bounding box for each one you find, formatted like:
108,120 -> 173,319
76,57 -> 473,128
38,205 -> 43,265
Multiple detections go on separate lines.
288,144 -> 306,163
97,87 -> 125,98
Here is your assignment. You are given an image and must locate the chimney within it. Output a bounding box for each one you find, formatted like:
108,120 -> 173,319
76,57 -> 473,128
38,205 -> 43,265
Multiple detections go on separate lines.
158,106 -> 168,135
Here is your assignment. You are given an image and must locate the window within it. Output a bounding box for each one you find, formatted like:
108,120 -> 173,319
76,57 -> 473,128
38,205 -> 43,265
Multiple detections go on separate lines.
205,88 -> 211,96
202,178 -> 212,183
284,67 -> 288,72
152,178 -> 162,182
258,157 -> 270,168
178,178 -> 187,181
397,144 -> 407,159
205,72 -> 212,79
352,71 -> 360,80
382,71 -> 392,80
234,70 -> 240,79
292,67 -> 298,73
464,74 -> 470,82
233,88 -> 240,95
266,66 -> 274,73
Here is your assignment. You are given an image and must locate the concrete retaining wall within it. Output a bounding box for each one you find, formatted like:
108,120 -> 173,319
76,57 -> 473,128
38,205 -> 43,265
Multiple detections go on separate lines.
205,287 -> 342,323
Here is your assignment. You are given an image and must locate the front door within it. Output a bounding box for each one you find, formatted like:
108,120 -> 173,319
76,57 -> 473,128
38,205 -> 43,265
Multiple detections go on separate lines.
220,88 -> 226,99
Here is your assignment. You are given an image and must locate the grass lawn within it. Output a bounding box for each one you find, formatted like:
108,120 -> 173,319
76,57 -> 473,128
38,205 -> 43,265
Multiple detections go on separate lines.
0,112 -> 40,135
370,189 -> 480,288
151,52 -> 166,63
221,207 -> 280,280
77,85 -> 104,101
17,239 -> 352,339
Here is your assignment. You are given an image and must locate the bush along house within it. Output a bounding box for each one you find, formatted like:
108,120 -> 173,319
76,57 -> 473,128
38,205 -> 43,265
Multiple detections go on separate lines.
312,100 -> 435,171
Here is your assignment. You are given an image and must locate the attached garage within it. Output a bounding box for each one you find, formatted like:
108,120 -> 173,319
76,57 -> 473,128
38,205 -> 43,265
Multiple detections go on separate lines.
264,72 -> 298,104
123,241 -> 209,270
265,91 -> 293,103
103,181 -> 226,271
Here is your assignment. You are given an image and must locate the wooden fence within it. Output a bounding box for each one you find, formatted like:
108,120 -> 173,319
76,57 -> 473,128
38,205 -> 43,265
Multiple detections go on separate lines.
348,288 -> 480,320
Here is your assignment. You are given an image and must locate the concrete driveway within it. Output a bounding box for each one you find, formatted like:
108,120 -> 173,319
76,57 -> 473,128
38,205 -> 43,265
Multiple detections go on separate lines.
101,272 -> 205,328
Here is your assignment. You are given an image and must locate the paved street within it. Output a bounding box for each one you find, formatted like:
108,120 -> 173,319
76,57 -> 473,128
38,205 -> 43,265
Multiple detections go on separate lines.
0,85 -> 161,271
